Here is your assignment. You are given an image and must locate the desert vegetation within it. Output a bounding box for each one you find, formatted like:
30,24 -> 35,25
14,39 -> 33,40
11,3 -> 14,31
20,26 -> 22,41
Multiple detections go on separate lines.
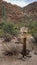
0,21 -> 19,37
0,20 -> 37,43
0,1 -> 37,65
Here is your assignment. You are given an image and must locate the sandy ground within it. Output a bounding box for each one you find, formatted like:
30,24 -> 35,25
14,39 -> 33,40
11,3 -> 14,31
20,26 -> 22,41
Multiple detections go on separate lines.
0,38 -> 37,65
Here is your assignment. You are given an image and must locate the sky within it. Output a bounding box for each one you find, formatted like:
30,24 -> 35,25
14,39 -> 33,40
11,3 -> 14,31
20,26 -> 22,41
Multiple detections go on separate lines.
3,0 -> 37,7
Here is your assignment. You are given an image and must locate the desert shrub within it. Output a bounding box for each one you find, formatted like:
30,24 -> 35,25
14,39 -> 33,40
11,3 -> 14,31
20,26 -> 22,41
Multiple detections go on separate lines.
3,22 -> 14,34
0,21 -> 5,29
28,21 -> 37,35
33,33 -> 37,43
0,29 -> 4,38
28,21 -> 37,44
0,21 -> 19,37
4,33 -> 12,42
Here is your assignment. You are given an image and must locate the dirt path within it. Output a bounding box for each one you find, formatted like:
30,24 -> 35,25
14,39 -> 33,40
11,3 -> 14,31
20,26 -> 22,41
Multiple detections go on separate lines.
0,38 -> 37,65
0,52 -> 37,65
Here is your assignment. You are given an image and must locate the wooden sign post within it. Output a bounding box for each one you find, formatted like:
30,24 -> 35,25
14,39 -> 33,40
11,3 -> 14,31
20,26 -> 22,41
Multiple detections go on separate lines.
22,32 -> 27,57
20,27 -> 28,58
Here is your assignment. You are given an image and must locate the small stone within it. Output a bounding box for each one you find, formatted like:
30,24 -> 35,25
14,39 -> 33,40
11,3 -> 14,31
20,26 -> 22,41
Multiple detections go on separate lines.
34,52 -> 37,55
26,54 -> 32,58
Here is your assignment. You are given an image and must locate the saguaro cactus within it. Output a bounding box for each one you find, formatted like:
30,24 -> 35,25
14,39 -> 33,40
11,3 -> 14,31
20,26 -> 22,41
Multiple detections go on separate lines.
0,0 -> 2,17
2,1 -> 6,20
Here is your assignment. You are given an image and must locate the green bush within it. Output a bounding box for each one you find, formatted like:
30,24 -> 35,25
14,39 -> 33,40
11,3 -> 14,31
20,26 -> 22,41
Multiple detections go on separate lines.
0,29 -> 4,38
28,21 -> 37,35
0,21 -> 19,37
3,22 -> 14,34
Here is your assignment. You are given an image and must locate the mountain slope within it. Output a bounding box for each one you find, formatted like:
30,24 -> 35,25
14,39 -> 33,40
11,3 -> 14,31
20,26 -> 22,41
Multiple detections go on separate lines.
23,2 -> 37,15
0,1 -> 37,23
2,1 -> 23,22
23,2 -> 37,24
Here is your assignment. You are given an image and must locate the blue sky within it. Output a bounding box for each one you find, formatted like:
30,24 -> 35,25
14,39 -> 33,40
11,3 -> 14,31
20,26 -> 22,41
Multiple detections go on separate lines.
3,0 -> 37,7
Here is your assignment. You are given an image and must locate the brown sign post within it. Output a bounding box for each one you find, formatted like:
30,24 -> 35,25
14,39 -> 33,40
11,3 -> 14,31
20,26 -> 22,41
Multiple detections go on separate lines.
22,32 -> 27,58
20,27 -> 28,58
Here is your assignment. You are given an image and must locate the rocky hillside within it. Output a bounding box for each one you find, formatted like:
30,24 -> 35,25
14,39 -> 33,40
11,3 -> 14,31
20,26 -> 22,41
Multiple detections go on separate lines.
2,1 -> 23,22
0,1 -> 37,23
23,2 -> 37,23
23,2 -> 37,15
